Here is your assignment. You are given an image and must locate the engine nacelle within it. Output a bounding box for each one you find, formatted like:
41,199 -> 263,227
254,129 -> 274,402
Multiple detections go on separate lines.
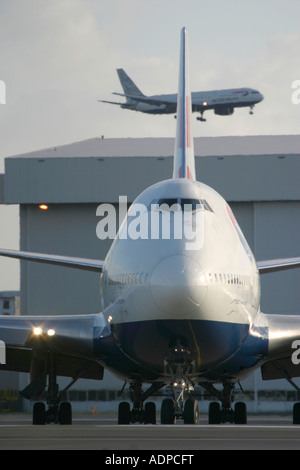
214,106 -> 234,116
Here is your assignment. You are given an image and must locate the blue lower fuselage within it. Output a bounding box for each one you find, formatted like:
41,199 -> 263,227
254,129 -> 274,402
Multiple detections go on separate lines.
93,318 -> 268,383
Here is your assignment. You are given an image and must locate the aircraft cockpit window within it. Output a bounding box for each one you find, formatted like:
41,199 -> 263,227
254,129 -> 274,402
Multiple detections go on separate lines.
149,198 -> 204,212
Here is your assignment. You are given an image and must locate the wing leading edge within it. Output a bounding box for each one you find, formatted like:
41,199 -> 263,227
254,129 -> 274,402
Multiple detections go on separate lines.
257,257 -> 300,274
0,248 -> 104,272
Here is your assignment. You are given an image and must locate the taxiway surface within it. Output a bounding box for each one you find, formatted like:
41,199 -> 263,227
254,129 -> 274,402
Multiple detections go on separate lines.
0,414 -> 299,450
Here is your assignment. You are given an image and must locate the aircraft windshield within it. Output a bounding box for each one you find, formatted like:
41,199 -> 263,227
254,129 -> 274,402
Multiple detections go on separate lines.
148,198 -> 213,213
149,198 -> 203,211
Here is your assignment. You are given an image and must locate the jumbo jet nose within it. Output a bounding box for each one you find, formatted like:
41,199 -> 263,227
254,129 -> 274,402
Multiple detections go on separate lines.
150,254 -> 207,317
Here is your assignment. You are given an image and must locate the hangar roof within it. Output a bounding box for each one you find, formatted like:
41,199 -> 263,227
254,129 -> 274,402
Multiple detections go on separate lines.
5,135 -> 300,159
3,135 -> 300,204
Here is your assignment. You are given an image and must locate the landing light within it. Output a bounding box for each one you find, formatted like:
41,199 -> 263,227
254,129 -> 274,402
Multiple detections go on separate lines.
33,327 -> 42,336
47,329 -> 56,336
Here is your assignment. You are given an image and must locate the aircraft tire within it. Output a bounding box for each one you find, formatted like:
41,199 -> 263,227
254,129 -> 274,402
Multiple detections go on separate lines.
183,398 -> 199,424
118,401 -> 131,424
32,402 -> 46,425
59,402 -> 72,425
208,401 -> 221,424
161,398 -> 176,424
293,403 -> 300,424
234,401 -> 247,424
144,401 -> 156,424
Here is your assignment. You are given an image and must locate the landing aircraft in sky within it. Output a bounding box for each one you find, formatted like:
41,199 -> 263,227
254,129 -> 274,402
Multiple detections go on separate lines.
0,28 -> 299,426
100,68 -> 264,122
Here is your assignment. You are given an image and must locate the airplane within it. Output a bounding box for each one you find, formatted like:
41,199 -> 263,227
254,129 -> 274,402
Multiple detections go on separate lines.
0,27 -> 299,426
99,68 -> 264,122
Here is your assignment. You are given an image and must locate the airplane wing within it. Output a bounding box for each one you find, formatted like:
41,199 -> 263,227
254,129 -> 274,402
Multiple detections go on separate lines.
257,257 -> 300,274
0,248 -> 106,398
257,257 -> 300,381
0,248 -> 104,272
112,92 -> 176,108
261,314 -> 300,381
0,313 -> 106,399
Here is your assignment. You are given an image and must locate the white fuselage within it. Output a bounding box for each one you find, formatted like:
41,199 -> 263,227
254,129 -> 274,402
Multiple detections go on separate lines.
100,178 -> 260,381
126,88 -> 263,115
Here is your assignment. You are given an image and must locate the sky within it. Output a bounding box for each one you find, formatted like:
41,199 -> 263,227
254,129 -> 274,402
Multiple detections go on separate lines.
0,0 -> 299,290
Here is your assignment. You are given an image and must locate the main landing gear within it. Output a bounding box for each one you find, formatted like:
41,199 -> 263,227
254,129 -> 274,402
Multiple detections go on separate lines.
118,382 -> 164,424
203,382 -> 247,424
196,111 -> 206,122
31,352 -> 76,425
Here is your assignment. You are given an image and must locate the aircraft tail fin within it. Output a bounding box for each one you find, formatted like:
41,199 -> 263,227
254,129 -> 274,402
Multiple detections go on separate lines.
117,68 -> 145,101
172,28 -> 196,180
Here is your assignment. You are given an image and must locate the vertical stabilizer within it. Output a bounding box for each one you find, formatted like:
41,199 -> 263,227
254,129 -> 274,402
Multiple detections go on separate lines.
172,28 -> 196,180
117,69 -> 145,99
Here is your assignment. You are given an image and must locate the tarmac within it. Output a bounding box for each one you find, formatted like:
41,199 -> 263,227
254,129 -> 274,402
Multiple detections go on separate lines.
0,413 -> 300,451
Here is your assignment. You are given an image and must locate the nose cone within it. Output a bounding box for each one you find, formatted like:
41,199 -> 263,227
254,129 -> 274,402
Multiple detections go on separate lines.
150,255 -> 207,317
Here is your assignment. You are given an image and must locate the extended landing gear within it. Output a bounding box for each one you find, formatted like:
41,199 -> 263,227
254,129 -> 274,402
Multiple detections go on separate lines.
118,400 -> 157,425
203,382 -> 247,425
31,352 -> 75,425
208,401 -> 247,424
160,339 -> 199,424
161,397 -> 199,424
33,401 -> 72,425
118,382 -> 164,424
196,112 -> 206,122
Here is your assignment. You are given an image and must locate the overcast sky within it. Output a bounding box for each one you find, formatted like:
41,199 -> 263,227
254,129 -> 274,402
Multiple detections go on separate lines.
0,0 -> 299,290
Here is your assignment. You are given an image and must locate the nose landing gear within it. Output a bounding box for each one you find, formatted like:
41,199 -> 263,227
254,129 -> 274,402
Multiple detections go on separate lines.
161,340 -> 199,424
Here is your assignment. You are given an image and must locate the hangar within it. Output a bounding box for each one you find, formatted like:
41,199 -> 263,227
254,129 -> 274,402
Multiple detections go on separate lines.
1,134 -> 300,410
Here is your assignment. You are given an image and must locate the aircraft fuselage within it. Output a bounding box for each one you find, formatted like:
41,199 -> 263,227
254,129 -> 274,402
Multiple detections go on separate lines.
97,178 -> 267,385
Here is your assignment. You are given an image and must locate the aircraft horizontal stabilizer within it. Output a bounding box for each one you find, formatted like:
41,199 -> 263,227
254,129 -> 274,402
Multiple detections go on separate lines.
98,99 -> 127,106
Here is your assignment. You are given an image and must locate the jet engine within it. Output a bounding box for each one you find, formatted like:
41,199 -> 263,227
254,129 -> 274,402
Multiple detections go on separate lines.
214,106 -> 234,116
